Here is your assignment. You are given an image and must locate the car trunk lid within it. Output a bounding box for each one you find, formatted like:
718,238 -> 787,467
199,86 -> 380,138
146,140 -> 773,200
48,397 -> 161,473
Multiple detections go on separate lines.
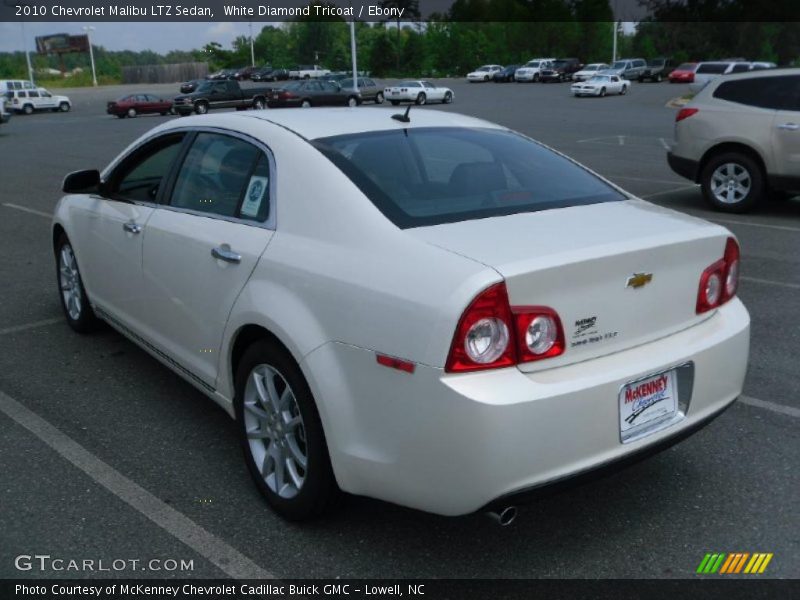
408,199 -> 730,372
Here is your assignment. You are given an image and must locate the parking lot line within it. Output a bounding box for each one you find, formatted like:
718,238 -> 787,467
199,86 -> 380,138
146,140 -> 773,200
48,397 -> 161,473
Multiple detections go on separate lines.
739,395 -> 800,418
0,388 -> 274,580
642,184 -> 699,198
3,203 -> 52,219
710,218 -> 800,234
740,276 -> 800,291
0,318 -> 61,336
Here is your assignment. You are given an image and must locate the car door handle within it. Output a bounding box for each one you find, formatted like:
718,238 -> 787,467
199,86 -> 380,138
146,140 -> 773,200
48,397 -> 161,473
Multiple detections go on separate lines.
777,123 -> 799,131
211,246 -> 242,264
123,222 -> 142,234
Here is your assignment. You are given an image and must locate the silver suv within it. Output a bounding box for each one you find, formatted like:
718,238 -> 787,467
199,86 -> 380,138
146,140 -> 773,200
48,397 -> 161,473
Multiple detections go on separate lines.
667,69 -> 800,213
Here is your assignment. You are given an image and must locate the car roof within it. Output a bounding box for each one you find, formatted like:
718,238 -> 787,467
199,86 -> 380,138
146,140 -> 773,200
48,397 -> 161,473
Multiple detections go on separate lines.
697,67 -> 800,95
157,108 -> 503,140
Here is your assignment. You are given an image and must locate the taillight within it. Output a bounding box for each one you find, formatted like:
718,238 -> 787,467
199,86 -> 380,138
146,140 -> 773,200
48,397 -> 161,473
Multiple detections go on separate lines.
445,282 -> 565,373
676,107 -> 698,122
278,91 -> 296,100
696,237 -> 740,314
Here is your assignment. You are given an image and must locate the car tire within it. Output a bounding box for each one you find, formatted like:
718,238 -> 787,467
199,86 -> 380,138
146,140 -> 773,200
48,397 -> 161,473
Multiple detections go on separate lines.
484,75 -> 490,81
347,96 -> 359,107
655,73 -> 663,82
127,107 -> 137,118
195,101 -> 209,115
253,98 -> 266,110
443,91 -> 453,104
415,93 -> 426,105
59,102 -> 70,112
701,152 -> 765,213
599,87 -> 606,97
533,73 -> 540,82
621,85 -> 628,95
23,104 -> 33,115
390,100 -> 400,106
375,92 -> 385,104
301,99 -> 312,108
55,234 -> 99,334
235,338 -> 340,521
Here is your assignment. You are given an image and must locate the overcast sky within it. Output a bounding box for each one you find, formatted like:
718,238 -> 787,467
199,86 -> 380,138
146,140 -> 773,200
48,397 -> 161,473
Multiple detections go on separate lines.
0,22 -> 262,54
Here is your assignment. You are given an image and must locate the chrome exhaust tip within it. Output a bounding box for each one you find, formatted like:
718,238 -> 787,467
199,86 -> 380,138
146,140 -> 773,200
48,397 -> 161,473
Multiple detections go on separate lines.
486,506 -> 517,526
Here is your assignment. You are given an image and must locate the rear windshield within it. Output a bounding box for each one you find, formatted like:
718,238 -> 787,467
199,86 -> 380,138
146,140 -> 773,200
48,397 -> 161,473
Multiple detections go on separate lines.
313,127 -> 625,229
697,63 -> 729,74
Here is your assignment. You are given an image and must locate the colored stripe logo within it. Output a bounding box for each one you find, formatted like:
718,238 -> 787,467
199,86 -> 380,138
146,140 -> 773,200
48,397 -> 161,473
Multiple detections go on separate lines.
696,552 -> 773,574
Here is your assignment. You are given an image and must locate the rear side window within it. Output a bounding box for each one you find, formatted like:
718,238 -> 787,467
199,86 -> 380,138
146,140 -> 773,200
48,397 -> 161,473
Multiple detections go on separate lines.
314,127 -> 625,229
730,64 -> 751,73
170,133 -> 260,219
714,76 -> 800,110
697,63 -> 729,74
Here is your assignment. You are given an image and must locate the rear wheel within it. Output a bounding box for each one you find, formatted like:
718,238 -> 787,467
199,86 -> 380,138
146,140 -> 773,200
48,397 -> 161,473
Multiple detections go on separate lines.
301,99 -> 312,108
235,339 -> 340,521
375,92 -> 385,104
127,107 -> 137,118
347,96 -> 359,107
253,98 -> 266,110
415,92 -> 426,105
701,152 -> 765,213
23,104 -> 33,115
655,73 -> 663,82
55,235 -> 99,333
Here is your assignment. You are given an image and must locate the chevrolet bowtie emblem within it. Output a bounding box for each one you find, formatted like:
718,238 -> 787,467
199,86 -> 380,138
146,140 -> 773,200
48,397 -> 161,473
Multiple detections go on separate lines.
626,272 -> 653,289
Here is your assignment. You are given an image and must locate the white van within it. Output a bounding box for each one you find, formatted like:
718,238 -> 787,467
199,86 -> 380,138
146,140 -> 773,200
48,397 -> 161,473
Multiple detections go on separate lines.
0,80 -> 36,94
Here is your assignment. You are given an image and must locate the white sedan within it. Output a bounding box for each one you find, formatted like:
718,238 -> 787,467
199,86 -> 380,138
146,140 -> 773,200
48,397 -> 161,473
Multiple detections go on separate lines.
571,74 -> 630,96
466,64 -> 504,82
53,109 -> 749,521
572,63 -> 611,81
384,80 -> 453,105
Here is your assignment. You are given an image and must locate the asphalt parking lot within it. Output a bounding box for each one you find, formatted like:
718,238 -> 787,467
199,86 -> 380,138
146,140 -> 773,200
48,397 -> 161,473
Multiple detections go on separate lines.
0,78 -> 798,580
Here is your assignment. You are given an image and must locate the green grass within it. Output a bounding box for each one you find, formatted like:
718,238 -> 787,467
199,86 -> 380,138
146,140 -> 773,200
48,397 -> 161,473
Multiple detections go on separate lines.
34,73 -> 121,88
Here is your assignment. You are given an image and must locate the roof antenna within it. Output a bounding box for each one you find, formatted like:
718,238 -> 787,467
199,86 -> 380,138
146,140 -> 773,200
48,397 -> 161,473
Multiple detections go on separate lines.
392,104 -> 411,123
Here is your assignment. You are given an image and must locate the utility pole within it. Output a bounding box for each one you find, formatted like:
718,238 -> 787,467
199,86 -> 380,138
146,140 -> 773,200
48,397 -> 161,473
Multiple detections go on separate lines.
249,21 -> 255,67
21,20 -> 34,84
612,21 -> 618,63
83,26 -> 97,86
349,1 -> 358,94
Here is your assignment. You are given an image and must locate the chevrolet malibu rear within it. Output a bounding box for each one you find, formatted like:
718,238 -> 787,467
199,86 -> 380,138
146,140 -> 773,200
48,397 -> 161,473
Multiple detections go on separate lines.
52,109 -> 749,522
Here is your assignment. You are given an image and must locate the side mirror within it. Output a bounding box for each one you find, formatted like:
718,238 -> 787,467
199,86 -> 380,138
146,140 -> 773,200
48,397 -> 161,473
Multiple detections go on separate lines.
63,169 -> 100,194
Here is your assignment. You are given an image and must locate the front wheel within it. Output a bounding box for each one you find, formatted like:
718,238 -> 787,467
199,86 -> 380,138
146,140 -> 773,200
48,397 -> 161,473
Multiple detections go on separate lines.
443,91 -> 453,104
59,102 -> 70,112
533,73 -> 540,82
23,104 -> 33,115
599,87 -> 606,97
235,339 -> 340,521
347,96 -> 359,107
621,85 -> 628,95
55,235 -> 99,333
301,99 -> 312,108
701,152 -> 765,213
195,101 -> 209,115
375,92 -> 385,104
253,98 -> 266,110
415,92 -> 426,105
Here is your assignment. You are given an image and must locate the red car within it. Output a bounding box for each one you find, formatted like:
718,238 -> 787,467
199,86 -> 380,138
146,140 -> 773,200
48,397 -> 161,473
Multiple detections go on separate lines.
669,62 -> 698,83
107,94 -> 173,118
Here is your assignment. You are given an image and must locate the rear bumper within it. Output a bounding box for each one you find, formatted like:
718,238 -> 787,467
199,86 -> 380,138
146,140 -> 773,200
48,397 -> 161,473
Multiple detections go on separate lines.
304,299 -> 750,516
667,151 -> 700,182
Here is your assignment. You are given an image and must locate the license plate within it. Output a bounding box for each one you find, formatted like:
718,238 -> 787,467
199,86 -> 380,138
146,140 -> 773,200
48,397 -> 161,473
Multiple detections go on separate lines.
391,91 -> 399,95
619,369 -> 678,441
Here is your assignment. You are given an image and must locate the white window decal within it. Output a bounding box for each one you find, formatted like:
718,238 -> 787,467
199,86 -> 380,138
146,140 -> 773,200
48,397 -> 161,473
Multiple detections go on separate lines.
241,175 -> 268,218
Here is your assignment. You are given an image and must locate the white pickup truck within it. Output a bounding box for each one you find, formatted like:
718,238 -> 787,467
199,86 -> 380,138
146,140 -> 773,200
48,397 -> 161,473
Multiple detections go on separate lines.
289,65 -> 332,79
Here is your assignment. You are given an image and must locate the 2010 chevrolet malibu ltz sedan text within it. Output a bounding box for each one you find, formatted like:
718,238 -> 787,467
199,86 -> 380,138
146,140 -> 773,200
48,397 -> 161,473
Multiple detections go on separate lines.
52,109 -> 750,521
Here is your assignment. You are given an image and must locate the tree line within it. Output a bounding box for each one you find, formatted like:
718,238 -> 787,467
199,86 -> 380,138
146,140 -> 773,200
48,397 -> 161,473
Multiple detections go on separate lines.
0,0 -> 798,82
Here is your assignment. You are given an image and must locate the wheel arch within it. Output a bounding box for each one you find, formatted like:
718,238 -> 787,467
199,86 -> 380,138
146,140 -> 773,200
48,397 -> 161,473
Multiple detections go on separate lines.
698,142 -> 767,184
52,223 -> 66,253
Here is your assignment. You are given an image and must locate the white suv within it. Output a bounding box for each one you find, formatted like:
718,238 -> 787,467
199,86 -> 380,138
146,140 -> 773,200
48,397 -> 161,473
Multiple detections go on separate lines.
514,59 -> 555,82
7,88 -> 71,114
668,69 -> 800,212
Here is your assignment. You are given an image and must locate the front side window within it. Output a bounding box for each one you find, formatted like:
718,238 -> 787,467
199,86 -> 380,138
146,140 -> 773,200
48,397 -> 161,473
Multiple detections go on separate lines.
314,127 -> 625,229
109,134 -> 185,203
170,133 -> 262,219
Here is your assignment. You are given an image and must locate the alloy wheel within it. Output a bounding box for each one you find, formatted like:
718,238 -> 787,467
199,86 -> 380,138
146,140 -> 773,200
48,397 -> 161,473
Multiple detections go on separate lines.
243,364 -> 308,499
59,244 -> 82,321
711,163 -> 751,205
